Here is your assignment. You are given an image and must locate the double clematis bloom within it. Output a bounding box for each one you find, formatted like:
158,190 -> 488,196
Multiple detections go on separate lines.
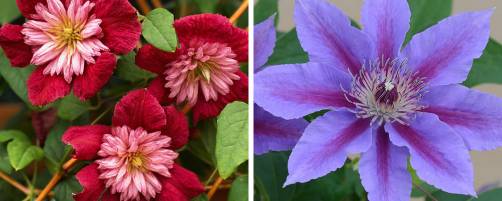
255,0 -> 502,200
0,0 -> 141,105
62,89 -> 204,201
253,15 -> 307,155
136,14 -> 248,123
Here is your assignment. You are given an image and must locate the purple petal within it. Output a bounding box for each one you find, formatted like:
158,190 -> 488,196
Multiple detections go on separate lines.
284,110 -> 373,185
385,112 -> 475,195
255,62 -> 352,119
422,84 -> 502,151
359,127 -> 411,201
361,0 -> 410,60
294,0 -> 372,74
254,105 -> 307,155
402,9 -> 493,86
254,14 -> 276,72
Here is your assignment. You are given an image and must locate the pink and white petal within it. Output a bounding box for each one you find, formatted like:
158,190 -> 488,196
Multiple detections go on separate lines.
192,71 -> 248,123
421,84 -> 502,151
385,112 -> 475,195
254,105 -> 306,155
73,52 -> 116,100
136,44 -> 177,74
294,0 -> 373,74
16,0 -> 46,19
112,89 -> 167,133
162,106 -> 189,149
28,67 -> 71,106
62,125 -> 110,160
359,127 -> 411,201
157,164 -> 204,201
285,110 -> 373,185
0,24 -> 33,67
255,62 -> 352,120
361,0 -> 410,60
93,0 -> 141,54
74,163 -> 119,201
402,9 -> 493,86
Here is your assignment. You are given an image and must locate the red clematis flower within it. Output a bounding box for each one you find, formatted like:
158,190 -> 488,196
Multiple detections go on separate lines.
0,0 -> 141,105
62,89 -> 204,201
136,14 -> 248,123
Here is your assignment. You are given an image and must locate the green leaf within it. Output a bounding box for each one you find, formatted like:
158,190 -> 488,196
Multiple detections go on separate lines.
0,50 -> 37,108
464,39 -> 502,87
142,8 -> 178,52
266,28 -> 308,66
255,152 -> 295,201
57,94 -> 90,121
43,121 -> 71,167
116,52 -> 156,82
426,190 -> 470,201
470,188 -> 502,201
187,119 -> 217,165
254,0 -> 278,24
404,0 -> 452,44
0,130 -> 44,170
53,176 -> 82,201
0,144 -> 12,174
0,0 -> 20,23
194,0 -> 218,13
229,175 -> 248,201
215,101 -> 248,179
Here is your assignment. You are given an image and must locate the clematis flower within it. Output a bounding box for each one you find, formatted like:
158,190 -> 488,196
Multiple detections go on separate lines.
255,0 -> 502,200
136,14 -> 248,123
253,15 -> 307,155
0,0 -> 141,105
62,89 -> 204,201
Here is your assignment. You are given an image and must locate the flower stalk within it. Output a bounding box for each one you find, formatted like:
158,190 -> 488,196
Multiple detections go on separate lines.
229,0 -> 249,24
35,158 -> 78,201
207,176 -> 224,200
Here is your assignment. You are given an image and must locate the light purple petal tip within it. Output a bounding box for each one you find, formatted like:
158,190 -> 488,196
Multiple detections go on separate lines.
361,0 -> 410,60
385,113 -> 476,196
284,110 -> 373,186
254,14 -> 276,72
254,62 -> 353,120
294,0 -> 372,74
359,126 -> 411,201
402,9 -> 493,86
422,84 -> 502,151
254,105 -> 307,155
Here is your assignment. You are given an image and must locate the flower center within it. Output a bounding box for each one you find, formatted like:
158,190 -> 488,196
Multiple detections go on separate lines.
164,40 -> 241,106
21,0 -> 109,83
345,59 -> 426,125
96,126 -> 178,201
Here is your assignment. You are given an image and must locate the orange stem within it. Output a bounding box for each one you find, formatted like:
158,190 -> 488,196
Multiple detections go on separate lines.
35,158 -> 78,201
207,177 -> 224,200
151,0 -> 162,8
0,170 -> 30,194
229,0 -> 249,24
136,0 -> 151,14
181,104 -> 192,114
204,184 -> 231,191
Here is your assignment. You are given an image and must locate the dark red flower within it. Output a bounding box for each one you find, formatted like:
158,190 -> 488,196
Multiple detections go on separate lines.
136,14 -> 248,123
0,0 -> 141,105
62,89 -> 203,201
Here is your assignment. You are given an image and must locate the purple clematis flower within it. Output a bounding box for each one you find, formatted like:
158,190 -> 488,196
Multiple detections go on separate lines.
254,15 -> 308,155
255,0 -> 502,200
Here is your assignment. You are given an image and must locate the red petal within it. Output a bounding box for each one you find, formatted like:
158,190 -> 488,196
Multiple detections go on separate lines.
93,0 -> 141,54
16,0 -> 45,19
0,24 -> 33,67
174,14 -> 248,62
157,164 -> 204,201
28,67 -> 71,106
136,44 -> 177,74
62,125 -> 110,160
147,76 -> 175,105
192,71 -> 248,123
73,52 -> 116,100
74,163 -> 119,201
112,89 -> 167,133
163,106 -> 189,149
